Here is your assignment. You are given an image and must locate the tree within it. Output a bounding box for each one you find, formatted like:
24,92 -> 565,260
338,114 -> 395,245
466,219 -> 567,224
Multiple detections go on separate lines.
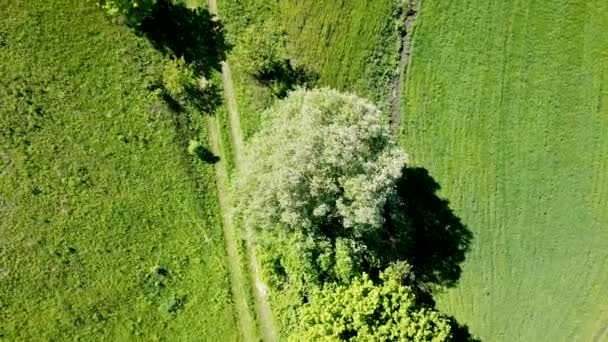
234,89 -> 477,341
291,262 -> 456,342
234,88 -> 406,336
234,88 -> 406,239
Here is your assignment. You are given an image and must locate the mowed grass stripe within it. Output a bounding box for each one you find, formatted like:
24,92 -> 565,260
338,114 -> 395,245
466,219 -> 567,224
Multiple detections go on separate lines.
403,0 -> 608,340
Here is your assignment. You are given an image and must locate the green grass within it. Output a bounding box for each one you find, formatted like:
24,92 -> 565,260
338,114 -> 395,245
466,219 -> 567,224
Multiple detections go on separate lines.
277,0 -> 402,105
0,0 -> 239,340
219,0 -> 402,140
402,0 -> 608,340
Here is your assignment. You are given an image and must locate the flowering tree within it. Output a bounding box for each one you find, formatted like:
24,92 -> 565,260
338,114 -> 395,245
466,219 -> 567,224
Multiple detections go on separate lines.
234,88 -> 406,238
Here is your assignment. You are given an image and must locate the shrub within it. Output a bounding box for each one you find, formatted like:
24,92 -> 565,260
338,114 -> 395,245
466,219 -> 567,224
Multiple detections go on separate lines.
235,19 -> 289,78
162,57 -> 197,100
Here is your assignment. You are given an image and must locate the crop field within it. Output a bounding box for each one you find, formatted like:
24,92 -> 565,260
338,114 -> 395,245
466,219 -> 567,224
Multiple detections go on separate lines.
402,0 -> 608,340
219,0 -> 402,140
0,0 -> 238,340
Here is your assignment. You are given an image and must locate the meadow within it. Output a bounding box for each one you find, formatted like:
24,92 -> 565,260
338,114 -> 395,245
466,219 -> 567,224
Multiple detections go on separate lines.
402,0 -> 608,340
219,0 -> 403,140
0,0 -> 239,339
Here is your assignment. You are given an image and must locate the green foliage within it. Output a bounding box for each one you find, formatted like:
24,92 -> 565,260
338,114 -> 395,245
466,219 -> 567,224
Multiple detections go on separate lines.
235,20 -> 288,78
292,263 -> 455,342
97,0 -> 157,25
187,139 -> 203,155
276,0 -> 403,108
234,88 -> 406,337
0,0 -> 237,339
233,88 -> 476,340
219,0 -> 403,140
234,88 -> 405,237
162,57 -> 197,99
403,0 -> 608,340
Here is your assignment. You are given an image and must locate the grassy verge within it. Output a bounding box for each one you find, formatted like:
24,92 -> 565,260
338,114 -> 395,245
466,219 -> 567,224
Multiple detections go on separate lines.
214,92 -> 236,179
402,0 -> 608,340
0,0 -> 238,339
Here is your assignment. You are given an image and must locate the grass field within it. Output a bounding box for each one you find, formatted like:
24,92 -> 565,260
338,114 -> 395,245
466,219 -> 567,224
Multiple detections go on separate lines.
219,0 -> 402,140
402,0 -> 608,340
276,0 -> 401,106
0,0 -> 239,340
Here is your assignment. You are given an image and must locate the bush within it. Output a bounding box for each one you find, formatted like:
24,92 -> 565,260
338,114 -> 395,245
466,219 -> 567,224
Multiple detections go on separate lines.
162,57 -> 197,100
97,0 -> 157,25
291,263 -> 456,342
187,139 -> 203,156
235,20 -> 289,78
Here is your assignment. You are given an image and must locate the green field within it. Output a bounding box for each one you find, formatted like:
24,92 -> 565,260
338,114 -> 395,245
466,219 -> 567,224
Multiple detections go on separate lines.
219,0 -> 402,140
0,0 -> 238,340
276,0 -> 401,105
402,0 -> 608,340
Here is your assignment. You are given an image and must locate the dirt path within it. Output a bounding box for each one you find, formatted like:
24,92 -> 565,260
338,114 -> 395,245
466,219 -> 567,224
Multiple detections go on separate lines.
207,116 -> 258,342
206,0 -> 277,341
218,61 -> 277,342
390,0 -> 420,133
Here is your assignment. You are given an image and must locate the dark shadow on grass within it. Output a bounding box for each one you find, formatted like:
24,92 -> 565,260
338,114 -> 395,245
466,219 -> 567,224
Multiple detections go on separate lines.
376,167 -> 473,288
161,91 -> 185,113
135,1 -> 229,116
375,166 -> 478,341
185,81 -> 223,114
255,62 -> 319,98
193,145 -> 220,164
137,1 -> 229,78
448,316 -> 482,342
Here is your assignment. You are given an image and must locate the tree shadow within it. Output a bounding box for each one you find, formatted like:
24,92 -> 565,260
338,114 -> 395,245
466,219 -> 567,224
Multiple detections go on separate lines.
184,81 -> 223,114
193,146 -> 219,164
375,167 -> 473,289
448,316 -> 482,342
137,1 -> 230,78
160,90 -> 185,113
255,61 -> 318,98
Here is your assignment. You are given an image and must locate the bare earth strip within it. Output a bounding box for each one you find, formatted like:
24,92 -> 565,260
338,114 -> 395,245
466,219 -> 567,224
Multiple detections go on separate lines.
207,0 -> 278,340
207,116 -> 257,342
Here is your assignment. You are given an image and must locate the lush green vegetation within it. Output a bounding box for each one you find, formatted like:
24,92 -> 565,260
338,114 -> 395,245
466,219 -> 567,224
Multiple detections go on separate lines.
402,0 -> 608,340
0,0 -> 239,339
293,263 -> 464,342
234,89 -> 476,340
275,0 -> 403,105
4,0 -> 605,339
219,0 -> 403,140
220,0 -> 608,339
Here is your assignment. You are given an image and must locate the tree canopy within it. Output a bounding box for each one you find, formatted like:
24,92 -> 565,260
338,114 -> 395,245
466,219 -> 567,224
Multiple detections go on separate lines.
234,88 -> 476,340
291,263 -> 453,342
234,88 -> 406,238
